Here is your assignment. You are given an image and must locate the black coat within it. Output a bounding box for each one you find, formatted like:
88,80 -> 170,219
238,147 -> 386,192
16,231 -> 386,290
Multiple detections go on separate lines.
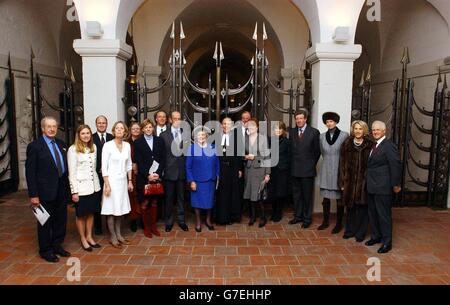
215,129 -> 245,223
92,132 -> 113,174
366,138 -> 402,195
160,127 -> 189,181
25,136 -> 70,202
133,135 -> 166,202
289,125 -> 321,178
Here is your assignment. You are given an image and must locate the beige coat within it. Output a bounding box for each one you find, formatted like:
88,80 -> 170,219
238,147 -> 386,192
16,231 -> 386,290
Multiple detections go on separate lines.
67,145 -> 101,196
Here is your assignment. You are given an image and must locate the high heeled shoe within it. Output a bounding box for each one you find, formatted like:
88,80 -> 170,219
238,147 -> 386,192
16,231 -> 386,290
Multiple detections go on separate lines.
195,226 -> 202,233
88,241 -> 102,248
205,223 -> 215,231
118,238 -> 131,245
81,243 -> 93,252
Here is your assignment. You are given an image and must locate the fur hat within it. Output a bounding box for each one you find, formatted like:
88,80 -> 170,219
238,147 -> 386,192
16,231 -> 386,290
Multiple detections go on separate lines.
322,112 -> 340,124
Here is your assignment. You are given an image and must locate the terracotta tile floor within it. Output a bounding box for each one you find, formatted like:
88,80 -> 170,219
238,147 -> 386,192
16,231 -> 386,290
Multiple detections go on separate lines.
0,191 -> 449,285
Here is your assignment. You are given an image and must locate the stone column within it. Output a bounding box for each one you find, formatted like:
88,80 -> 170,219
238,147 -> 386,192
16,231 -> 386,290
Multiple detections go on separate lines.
73,39 -> 132,128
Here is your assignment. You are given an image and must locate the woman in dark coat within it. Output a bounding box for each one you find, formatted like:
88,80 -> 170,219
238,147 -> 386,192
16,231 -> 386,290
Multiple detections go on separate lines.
127,122 -> 142,232
215,117 -> 244,225
269,121 -> 290,222
338,120 -> 374,242
134,119 -> 166,238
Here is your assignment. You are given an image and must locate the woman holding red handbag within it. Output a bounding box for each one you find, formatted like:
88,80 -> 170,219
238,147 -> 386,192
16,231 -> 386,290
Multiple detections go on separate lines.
133,119 -> 166,238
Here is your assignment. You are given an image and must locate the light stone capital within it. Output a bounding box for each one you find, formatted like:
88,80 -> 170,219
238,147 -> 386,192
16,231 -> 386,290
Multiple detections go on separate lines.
73,39 -> 133,61
306,43 -> 362,65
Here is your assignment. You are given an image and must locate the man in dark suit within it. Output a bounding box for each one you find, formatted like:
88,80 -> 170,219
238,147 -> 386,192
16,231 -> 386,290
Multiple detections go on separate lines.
289,109 -> 321,228
25,117 -> 71,263
160,111 -> 189,232
154,110 -> 169,137
134,119 -> 166,238
365,120 -> 401,254
92,115 -> 113,235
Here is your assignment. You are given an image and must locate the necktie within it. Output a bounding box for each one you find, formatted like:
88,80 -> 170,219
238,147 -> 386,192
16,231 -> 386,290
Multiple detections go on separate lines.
51,140 -> 63,177
298,128 -> 304,139
370,142 -> 378,156
101,134 -> 105,145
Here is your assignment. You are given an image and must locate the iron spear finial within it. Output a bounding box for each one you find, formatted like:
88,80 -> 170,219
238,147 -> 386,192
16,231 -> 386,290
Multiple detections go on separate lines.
213,41 -> 218,63
8,52 -> 11,67
219,42 -> 224,61
359,70 -> 365,87
401,47 -> 410,65
252,22 -> 258,41
70,66 -> 76,83
437,67 -> 442,84
180,21 -> 185,40
64,61 -> 69,78
31,46 -> 35,59
262,22 -> 268,40
366,64 -> 372,83
170,21 -> 175,39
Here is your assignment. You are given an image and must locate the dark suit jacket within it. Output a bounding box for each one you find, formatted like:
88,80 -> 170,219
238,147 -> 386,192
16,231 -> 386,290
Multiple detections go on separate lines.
160,127 -> 189,181
92,132 -> 113,174
366,138 -> 402,195
134,135 -> 166,199
289,125 -> 321,178
25,136 -> 70,202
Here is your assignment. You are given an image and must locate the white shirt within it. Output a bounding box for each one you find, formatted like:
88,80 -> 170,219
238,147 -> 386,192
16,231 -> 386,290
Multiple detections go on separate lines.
241,124 -> 248,138
171,126 -> 182,142
97,132 -> 107,142
221,133 -> 230,147
156,125 -> 166,137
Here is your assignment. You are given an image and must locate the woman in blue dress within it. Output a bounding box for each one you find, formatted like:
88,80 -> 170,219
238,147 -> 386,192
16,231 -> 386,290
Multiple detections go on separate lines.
186,128 -> 220,232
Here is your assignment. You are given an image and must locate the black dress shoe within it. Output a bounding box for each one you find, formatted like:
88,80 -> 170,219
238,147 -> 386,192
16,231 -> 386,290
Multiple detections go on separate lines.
342,233 -> 354,239
88,242 -> 102,248
165,225 -> 173,232
289,218 -> 302,225
377,244 -> 392,254
301,223 -> 311,229
258,218 -> 267,228
54,248 -> 71,257
41,253 -> 59,263
355,237 -> 365,243
178,223 -> 189,231
365,239 -> 381,246
82,245 -> 93,252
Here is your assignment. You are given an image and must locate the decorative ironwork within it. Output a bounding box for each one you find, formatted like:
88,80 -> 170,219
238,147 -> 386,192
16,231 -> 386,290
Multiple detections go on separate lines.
125,21 -> 310,128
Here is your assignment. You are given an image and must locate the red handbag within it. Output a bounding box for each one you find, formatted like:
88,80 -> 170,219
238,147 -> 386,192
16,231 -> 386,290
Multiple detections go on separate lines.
144,181 -> 165,196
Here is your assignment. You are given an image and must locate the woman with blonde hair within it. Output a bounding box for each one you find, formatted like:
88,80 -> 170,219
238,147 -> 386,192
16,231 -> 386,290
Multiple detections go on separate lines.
338,120 -> 373,242
67,125 -> 102,251
101,121 -> 133,248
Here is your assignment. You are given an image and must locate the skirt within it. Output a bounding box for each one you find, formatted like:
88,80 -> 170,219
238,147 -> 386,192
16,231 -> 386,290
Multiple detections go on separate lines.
190,181 -> 215,210
75,191 -> 101,218
320,188 -> 342,200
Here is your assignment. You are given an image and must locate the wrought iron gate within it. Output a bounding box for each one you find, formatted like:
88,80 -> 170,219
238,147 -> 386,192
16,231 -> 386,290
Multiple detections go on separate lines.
124,22 -> 311,129
0,54 -> 19,195
354,47 -> 450,208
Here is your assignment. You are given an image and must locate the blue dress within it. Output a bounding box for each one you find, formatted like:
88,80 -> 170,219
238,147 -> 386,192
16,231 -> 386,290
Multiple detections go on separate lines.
186,144 -> 220,209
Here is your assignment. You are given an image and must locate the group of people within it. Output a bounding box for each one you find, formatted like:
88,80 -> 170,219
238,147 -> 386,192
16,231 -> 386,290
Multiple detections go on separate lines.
25,108 -> 401,263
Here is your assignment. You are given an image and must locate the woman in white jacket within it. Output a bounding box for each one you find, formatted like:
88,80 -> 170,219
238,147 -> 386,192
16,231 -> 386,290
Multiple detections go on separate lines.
101,121 -> 133,248
68,125 -> 102,251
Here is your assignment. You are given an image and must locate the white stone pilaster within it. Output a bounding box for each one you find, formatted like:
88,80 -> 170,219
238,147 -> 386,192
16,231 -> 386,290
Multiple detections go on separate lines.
73,39 -> 132,129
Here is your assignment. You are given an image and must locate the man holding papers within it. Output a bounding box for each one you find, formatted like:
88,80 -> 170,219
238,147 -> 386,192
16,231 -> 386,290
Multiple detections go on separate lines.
25,117 -> 71,263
